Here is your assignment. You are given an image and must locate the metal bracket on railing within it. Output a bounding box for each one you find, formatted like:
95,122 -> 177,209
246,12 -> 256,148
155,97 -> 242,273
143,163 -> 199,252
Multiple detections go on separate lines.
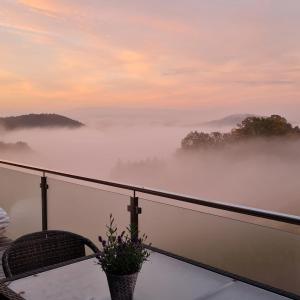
40,175 -> 49,231
127,195 -> 142,241
127,204 -> 142,215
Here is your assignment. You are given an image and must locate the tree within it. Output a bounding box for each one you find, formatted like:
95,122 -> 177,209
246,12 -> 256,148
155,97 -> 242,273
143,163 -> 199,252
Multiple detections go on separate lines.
232,115 -> 300,138
181,115 -> 300,151
181,131 -> 227,150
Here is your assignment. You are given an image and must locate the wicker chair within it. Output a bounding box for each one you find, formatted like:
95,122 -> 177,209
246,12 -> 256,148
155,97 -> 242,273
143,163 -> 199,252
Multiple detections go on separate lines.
0,283 -> 25,300
2,230 -> 99,277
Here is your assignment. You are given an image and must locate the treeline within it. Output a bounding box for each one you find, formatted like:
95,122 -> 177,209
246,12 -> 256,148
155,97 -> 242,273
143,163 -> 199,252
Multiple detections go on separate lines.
0,114 -> 84,131
181,115 -> 300,151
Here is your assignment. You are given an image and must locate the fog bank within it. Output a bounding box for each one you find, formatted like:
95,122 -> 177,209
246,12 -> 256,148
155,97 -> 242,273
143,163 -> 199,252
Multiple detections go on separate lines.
112,138 -> 300,216
0,110 -> 300,216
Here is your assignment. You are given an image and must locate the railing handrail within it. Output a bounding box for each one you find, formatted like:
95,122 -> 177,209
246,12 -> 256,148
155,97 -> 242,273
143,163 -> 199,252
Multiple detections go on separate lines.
0,159 -> 300,226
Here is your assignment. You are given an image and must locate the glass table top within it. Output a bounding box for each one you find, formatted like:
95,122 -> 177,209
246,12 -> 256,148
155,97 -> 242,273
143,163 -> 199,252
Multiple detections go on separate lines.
5,251 -> 291,300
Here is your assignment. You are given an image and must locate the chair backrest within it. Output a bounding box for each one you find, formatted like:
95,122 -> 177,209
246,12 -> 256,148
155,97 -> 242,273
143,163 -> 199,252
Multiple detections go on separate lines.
2,230 -> 99,277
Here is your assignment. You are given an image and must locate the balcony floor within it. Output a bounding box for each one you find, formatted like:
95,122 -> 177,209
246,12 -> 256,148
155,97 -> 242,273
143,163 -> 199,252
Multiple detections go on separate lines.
4,251 -> 292,300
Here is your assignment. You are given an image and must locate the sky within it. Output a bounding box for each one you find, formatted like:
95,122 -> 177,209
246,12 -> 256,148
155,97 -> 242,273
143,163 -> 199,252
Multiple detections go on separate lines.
0,0 -> 300,117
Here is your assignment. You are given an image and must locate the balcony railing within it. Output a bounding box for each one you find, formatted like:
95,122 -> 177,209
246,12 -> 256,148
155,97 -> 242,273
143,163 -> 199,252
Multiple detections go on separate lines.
0,159 -> 299,299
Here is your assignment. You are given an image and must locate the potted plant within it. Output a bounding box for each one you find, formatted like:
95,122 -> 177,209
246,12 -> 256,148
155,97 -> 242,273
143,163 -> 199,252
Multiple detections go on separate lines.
97,214 -> 150,300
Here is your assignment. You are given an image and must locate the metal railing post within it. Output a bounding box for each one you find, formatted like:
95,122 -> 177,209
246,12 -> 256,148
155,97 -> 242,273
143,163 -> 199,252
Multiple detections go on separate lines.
40,172 -> 48,231
127,191 -> 142,241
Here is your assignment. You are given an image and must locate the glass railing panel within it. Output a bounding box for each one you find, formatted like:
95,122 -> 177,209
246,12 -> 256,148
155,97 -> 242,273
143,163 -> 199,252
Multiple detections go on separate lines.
0,167 -> 42,240
47,177 -> 131,245
139,197 -> 300,295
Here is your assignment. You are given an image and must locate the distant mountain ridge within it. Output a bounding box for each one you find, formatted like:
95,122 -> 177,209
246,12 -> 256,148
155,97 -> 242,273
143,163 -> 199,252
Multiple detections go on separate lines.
0,114 -> 84,131
202,114 -> 256,128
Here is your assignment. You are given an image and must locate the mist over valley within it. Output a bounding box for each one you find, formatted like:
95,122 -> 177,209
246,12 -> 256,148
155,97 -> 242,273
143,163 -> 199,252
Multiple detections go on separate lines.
0,110 -> 300,217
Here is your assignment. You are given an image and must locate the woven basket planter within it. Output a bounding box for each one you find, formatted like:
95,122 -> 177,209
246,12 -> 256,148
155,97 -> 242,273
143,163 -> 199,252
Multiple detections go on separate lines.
106,272 -> 139,300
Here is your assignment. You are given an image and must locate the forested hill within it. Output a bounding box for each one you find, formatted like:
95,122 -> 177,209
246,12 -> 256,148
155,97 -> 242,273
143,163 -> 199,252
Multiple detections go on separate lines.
0,114 -> 84,131
181,115 -> 300,151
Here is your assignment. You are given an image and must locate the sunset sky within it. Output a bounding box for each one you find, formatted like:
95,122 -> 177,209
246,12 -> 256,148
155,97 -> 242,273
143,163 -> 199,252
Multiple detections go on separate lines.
1,0 -> 300,117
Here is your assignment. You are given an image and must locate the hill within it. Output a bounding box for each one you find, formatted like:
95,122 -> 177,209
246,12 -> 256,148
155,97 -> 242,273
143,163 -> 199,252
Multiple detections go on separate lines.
0,114 -> 84,131
202,114 -> 256,128
181,115 -> 300,151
